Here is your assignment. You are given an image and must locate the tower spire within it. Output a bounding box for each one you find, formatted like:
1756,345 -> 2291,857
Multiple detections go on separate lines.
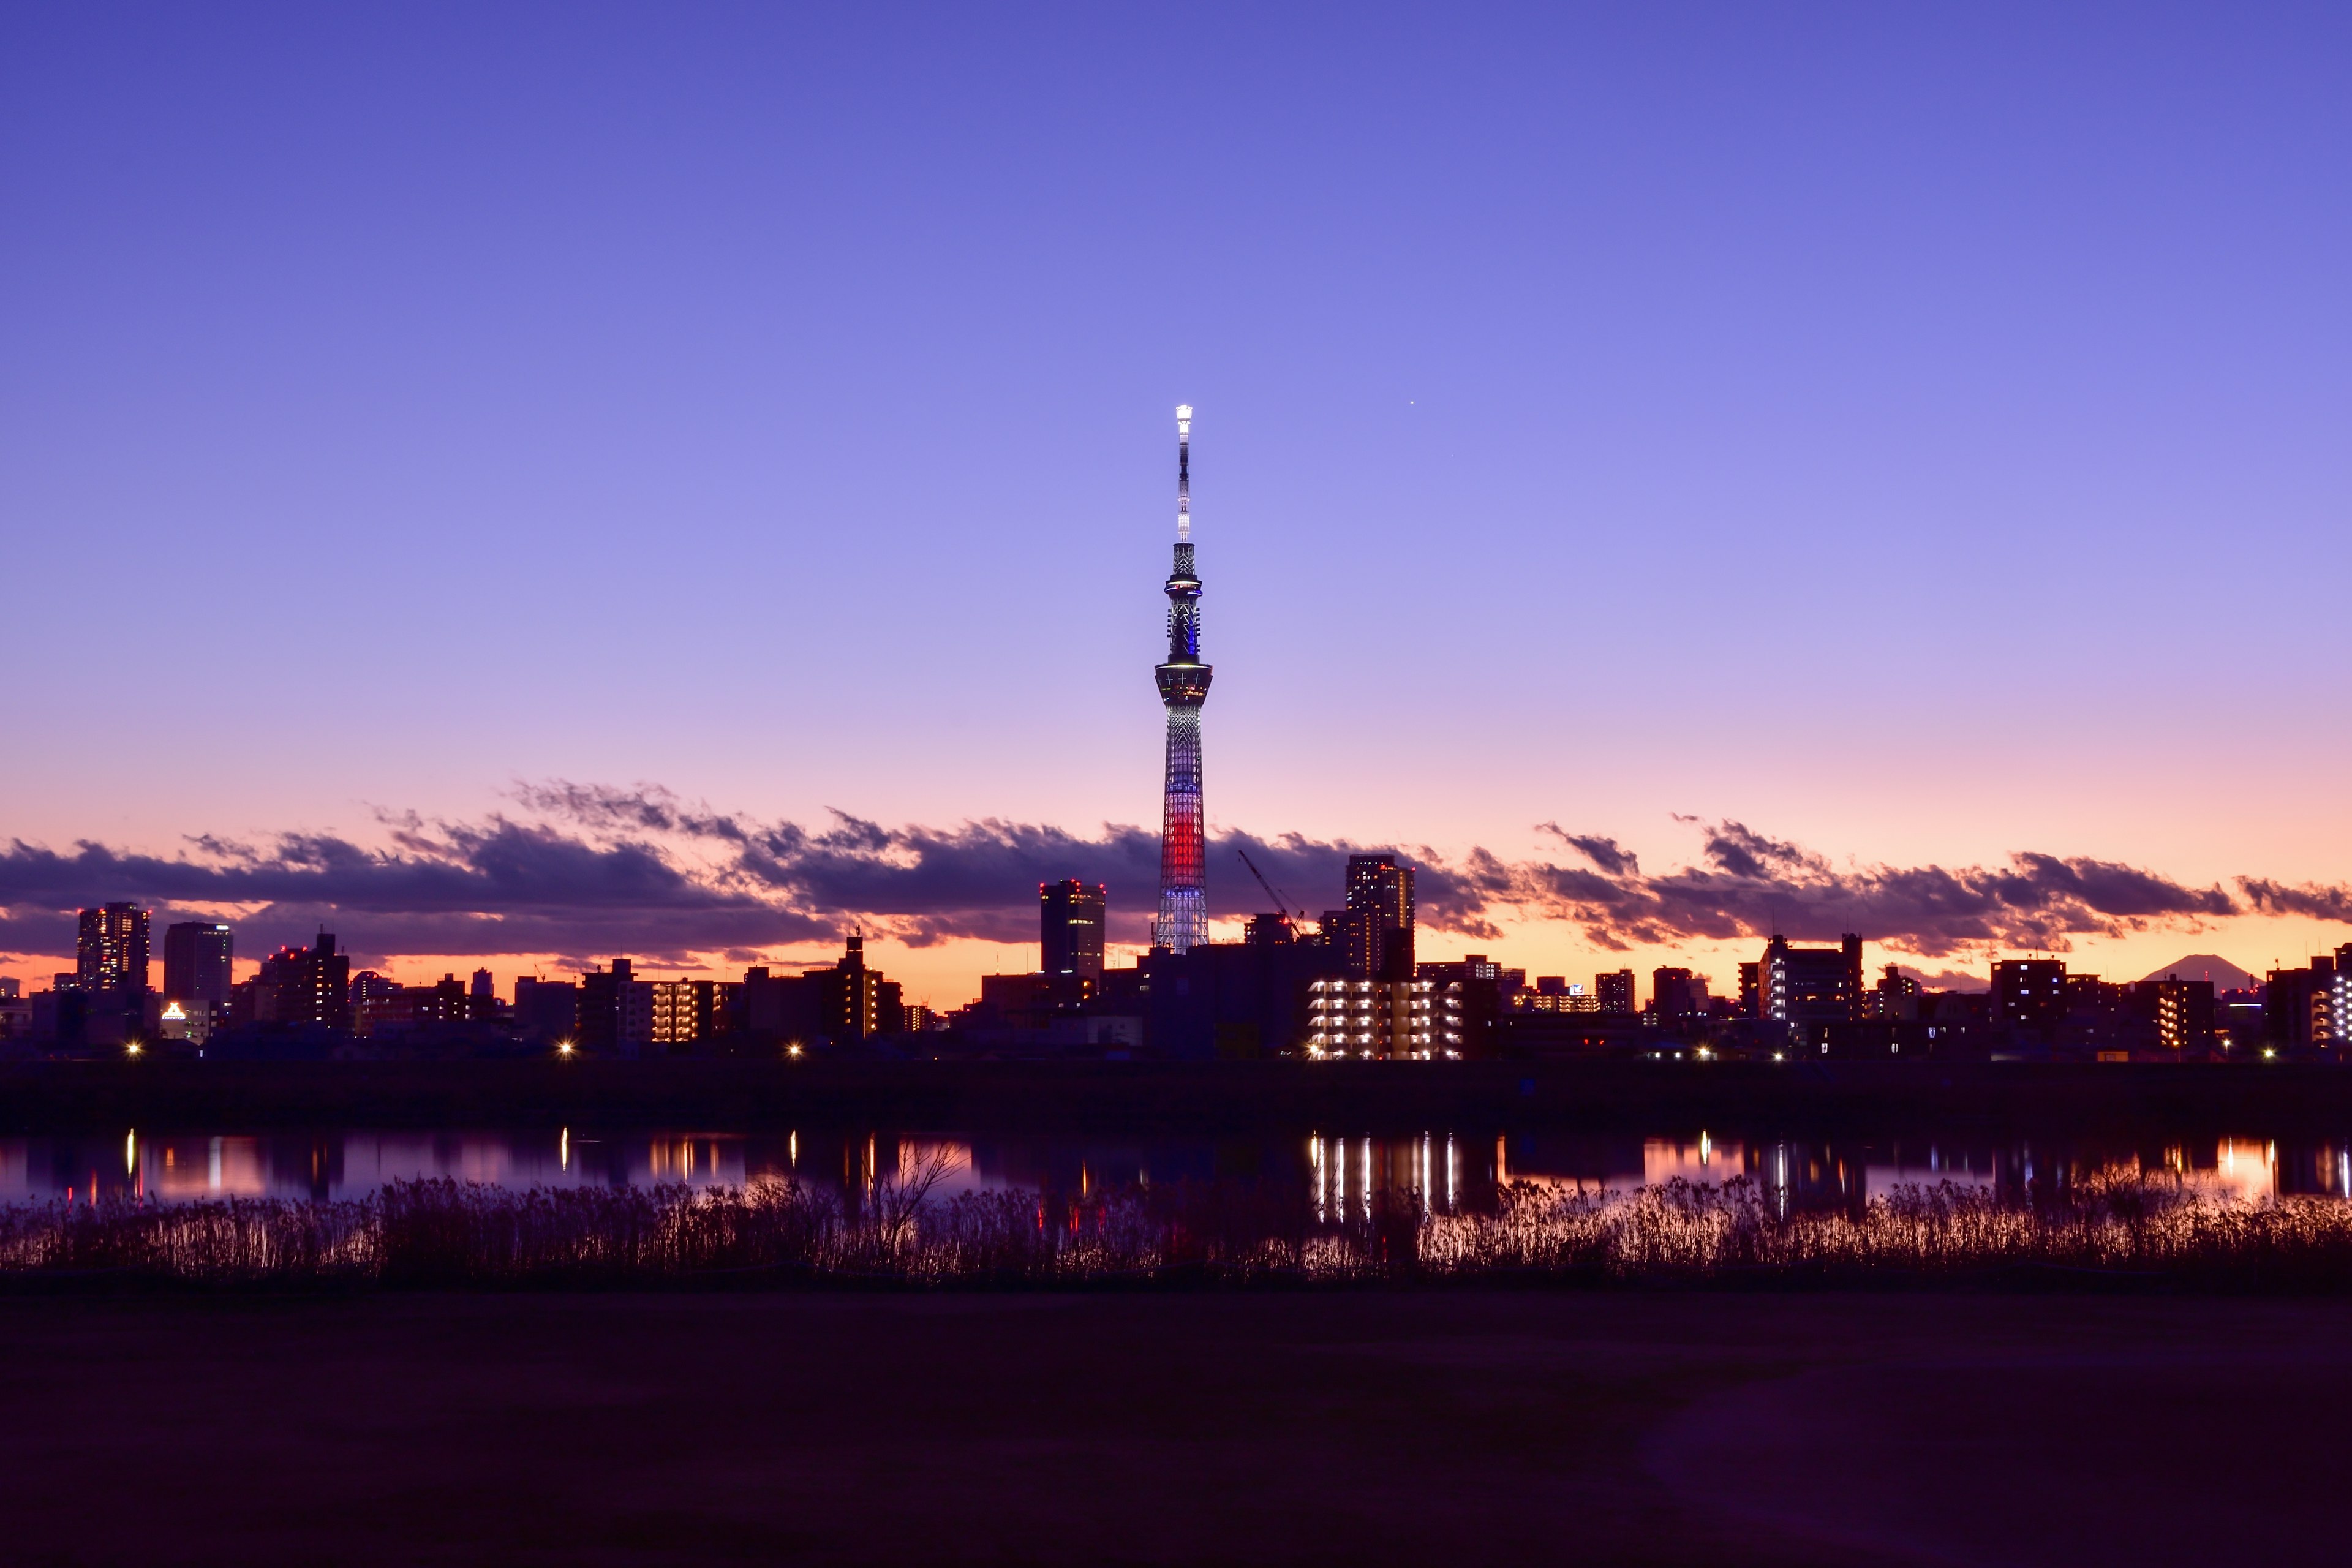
1155,404 -> 1212,954
1176,403 -> 1191,541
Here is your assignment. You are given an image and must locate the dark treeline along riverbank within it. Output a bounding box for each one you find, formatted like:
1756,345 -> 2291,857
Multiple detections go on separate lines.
9,1059 -> 2352,1141
12,1167 -> 2352,1292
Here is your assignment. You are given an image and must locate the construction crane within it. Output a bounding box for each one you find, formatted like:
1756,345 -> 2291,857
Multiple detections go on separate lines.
1236,848 -> 1306,930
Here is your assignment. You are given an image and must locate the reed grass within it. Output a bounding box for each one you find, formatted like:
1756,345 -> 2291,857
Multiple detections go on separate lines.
9,1172 -> 2352,1290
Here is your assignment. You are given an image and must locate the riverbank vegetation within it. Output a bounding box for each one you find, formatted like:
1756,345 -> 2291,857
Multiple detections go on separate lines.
10,1160 -> 2352,1290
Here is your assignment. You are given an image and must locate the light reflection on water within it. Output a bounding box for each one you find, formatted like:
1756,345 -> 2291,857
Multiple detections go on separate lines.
2,1128 -> 2348,1211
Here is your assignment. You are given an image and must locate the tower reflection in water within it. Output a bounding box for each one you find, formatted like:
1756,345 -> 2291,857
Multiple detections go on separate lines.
1309,1134 -> 1468,1221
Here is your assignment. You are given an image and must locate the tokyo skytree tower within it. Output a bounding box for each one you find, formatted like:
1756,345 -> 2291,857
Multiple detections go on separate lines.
1153,404 -> 1212,953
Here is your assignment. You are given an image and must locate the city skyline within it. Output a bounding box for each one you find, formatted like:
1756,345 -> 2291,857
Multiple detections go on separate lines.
4,6 -> 2348,1005
9,12 -> 2352,1560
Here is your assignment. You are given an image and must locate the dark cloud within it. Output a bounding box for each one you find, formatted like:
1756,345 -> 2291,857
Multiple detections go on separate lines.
0,788 -> 2339,971
1491,823 -> 2263,957
0,818 -> 823,968
511,783 -> 1511,947
1697,820 -> 1830,881
1537,824 -> 1639,877
2237,878 -> 2352,923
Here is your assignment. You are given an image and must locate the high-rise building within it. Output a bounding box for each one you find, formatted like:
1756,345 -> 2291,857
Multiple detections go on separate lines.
1761,934 -> 1866,1042
2144,973 -> 2217,1054
1336,854 -> 1416,981
1041,880 -> 1106,981
619,974 -> 657,1052
817,932 -> 904,1039
2336,944 -> 2352,1048
513,977 -> 579,1041
1243,913 -> 1295,946
350,971 -> 410,1037
1650,968 -> 1711,1020
419,974 -> 469,1026
1991,959 -> 2067,1031
76,903 -> 149,1001
285,932 -> 352,1028
577,958 -> 634,1052
1868,963 -> 1922,1019
161,921 -> 233,1015
1596,970 -> 1637,1014
239,944 -> 307,1025
243,932 -> 350,1029
740,935 -> 906,1046
2266,956 -> 2341,1053
1153,405 -> 1212,954
1138,939 -> 1343,1060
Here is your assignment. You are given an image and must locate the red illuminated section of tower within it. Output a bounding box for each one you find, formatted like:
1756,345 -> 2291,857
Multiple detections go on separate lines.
1154,404 -> 1211,953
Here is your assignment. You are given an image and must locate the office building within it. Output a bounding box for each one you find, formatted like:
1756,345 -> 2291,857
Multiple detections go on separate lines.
1596,970 -> 1636,1014
76,903 -> 149,1002
417,974 -> 469,1026
620,973 -> 656,1052
1760,934 -> 1866,1044
2266,956 -> 2340,1053
239,932 -> 350,1030
1243,913 -> 1295,946
1991,959 -> 2067,1031
1521,983 -> 1600,1014
161,922 -> 233,1017
1139,938 -> 1343,1058
1335,853 -> 1416,981
513,977 -> 579,1040
820,933 -> 903,1039
1416,954 -> 1524,993
350,970 -> 407,1036
1650,968 -> 1711,1022
1041,880 -> 1106,981
1868,964 -> 1922,1019
739,934 -> 905,1046
1758,934 -> 1864,1022
577,959 -> 634,1052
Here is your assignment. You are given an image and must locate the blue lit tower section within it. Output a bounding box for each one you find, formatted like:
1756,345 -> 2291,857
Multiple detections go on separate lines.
1154,404 -> 1212,953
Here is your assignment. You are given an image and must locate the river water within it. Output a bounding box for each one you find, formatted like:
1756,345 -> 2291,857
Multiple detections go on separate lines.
10,1126 -> 2351,1212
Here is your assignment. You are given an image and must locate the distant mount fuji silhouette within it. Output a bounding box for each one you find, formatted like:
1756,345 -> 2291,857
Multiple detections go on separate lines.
2139,954 -> 2259,990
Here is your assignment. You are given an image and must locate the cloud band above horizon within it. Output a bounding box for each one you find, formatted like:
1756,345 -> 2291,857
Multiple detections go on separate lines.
0,781 -> 2340,972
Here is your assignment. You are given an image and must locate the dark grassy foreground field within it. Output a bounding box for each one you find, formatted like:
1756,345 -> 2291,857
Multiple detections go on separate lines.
1,1290 -> 2346,1567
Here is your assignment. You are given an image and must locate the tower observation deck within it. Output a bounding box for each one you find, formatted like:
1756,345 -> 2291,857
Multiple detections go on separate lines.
1154,404 -> 1212,953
